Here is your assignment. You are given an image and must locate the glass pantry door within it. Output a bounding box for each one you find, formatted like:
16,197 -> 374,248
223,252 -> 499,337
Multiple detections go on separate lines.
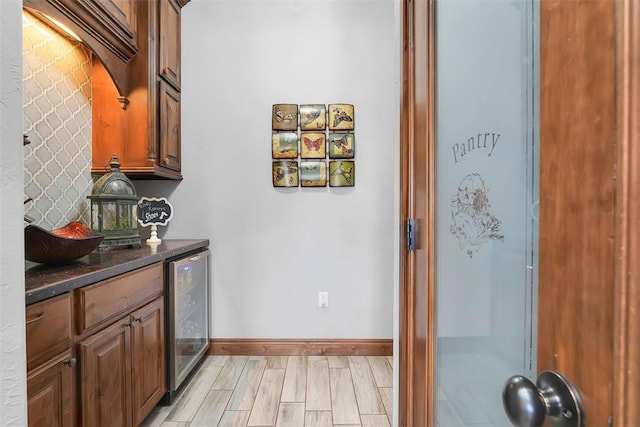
434,0 -> 538,425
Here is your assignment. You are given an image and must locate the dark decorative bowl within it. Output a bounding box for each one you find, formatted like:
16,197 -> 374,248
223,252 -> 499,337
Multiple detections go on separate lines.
25,224 -> 104,264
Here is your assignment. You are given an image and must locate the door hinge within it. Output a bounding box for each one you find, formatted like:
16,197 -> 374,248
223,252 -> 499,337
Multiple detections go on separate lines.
608,416 -> 613,427
406,218 -> 417,251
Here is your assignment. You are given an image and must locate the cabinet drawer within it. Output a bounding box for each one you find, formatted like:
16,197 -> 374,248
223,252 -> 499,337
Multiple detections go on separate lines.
26,293 -> 71,372
76,263 -> 163,334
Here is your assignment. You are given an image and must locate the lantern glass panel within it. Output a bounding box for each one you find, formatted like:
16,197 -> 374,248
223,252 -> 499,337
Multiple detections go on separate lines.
129,203 -> 138,230
103,202 -> 117,231
91,202 -> 100,231
118,202 -> 130,229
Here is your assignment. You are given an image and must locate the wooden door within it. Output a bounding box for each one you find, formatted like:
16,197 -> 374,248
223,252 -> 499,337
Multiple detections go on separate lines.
400,0 -> 640,426
131,298 -> 166,426
80,318 -> 132,427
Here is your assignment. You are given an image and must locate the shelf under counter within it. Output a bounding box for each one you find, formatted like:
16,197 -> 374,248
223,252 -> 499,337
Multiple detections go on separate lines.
25,239 -> 209,305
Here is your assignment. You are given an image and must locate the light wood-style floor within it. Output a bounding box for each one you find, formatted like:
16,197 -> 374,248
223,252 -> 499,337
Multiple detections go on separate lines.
142,355 -> 394,427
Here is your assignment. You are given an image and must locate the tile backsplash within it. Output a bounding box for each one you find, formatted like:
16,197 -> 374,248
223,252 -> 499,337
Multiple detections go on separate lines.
23,11 -> 93,230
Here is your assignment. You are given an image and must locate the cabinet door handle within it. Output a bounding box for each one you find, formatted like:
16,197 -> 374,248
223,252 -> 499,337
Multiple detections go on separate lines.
124,322 -> 133,328
163,157 -> 170,165
26,312 -> 45,325
162,67 -> 170,76
134,316 -> 144,323
64,358 -> 77,368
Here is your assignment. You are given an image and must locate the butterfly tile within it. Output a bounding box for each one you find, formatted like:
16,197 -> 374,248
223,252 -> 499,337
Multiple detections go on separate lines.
272,104 -> 299,130
329,161 -> 355,187
328,133 -> 355,159
300,132 -> 326,159
300,104 -> 326,131
272,132 -> 299,159
273,161 -> 299,187
300,161 -> 327,187
328,104 -> 354,131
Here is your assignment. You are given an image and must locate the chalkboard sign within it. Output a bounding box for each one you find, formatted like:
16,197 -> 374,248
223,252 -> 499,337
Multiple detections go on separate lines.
137,197 -> 173,227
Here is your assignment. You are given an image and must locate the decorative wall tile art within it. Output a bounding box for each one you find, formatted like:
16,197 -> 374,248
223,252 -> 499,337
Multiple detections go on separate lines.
329,161 -> 355,187
328,104 -> 354,130
300,104 -> 326,130
328,133 -> 355,159
270,103 -> 356,187
300,132 -> 326,159
300,161 -> 327,187
273,161 -> 299,187
272,132 -> 299,159
272,104 -> 299,130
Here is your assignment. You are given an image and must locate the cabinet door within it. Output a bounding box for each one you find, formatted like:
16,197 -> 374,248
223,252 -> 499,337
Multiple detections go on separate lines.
159,80 -> 181,173
89,0 -> 136,42
158,0 -> 181,89
131,298 -> 166,426
80,318 -> 132,427
27,350 -> 75,427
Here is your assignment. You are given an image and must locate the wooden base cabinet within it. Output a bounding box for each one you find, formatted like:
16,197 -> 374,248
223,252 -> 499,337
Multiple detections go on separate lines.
131,298 -> 166,426
79,317 -> 132,427
26,293 -> 75,427
27,350 -> 75,427
76,262 -> 166,427
80,297 -> 165,427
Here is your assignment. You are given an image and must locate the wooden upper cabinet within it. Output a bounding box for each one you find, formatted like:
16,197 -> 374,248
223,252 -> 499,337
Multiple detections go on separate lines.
23,0 -> 138,96
92,0 -> 189,180
159,0 -> 181,89
92,0 -> 136,40
159,80 -> 181,172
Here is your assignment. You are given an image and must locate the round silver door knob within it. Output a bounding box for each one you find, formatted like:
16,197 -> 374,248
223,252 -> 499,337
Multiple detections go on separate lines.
502,370 -> 584,427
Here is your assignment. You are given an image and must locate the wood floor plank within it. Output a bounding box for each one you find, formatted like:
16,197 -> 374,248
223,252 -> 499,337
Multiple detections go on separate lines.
227,358 -> 267,410
367,356 -> 393,387
361,414 -> 391,427
306,358 -> 331,410
211,355 -> 230,367
329,368 -> 361,425
212,355 -> 249,390
327,355 -> 350,368
304,410 -> 333,427
349,357 -> 386,415
218,410 -> 251,427
165,365 -> 223,422
247,368 -> 286,426
189,390 -> 232,427
379,387 -> 393,420
144,355 -> 395,427
275,402 -> 305,427
249,355 -> 289,369
281,356 -> 307,402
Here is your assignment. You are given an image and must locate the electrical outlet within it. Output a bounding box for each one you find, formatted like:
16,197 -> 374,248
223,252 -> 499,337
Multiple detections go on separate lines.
318,292 -> 329,308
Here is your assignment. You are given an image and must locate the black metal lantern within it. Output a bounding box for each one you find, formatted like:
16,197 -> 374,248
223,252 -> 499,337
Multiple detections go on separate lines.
88,154 -> 141,248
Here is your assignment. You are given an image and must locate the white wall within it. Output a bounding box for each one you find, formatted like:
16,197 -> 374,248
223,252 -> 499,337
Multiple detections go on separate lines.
135,0 -> 400,339
0,0 -> 28,424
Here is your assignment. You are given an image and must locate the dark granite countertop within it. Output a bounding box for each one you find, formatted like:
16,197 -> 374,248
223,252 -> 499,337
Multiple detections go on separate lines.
25,239 -> 209,305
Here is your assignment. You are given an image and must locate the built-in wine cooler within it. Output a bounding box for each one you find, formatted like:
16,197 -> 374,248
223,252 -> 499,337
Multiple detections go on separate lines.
165,248 -> 210,403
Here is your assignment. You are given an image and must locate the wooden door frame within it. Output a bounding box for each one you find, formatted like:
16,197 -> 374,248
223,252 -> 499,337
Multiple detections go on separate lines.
613,0 -> 640,424
399,0 -> 435,425
398,0 -> 640,425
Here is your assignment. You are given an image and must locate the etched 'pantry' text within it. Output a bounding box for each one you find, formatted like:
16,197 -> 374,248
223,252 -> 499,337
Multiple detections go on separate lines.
453,132 -> 500,163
